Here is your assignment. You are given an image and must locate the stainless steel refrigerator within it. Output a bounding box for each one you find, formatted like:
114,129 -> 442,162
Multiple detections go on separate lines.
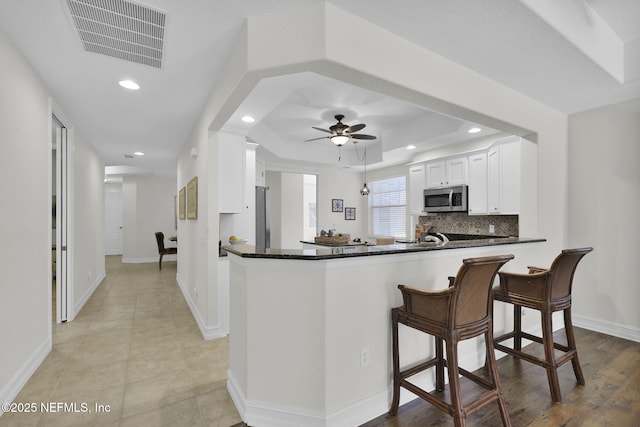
255,186 -> 270,248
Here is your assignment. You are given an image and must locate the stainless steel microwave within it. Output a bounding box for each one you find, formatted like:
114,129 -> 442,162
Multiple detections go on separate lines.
424,185 -> 468,213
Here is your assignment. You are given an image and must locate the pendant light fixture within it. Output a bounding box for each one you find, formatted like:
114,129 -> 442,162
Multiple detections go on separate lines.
360,146 -> 370,196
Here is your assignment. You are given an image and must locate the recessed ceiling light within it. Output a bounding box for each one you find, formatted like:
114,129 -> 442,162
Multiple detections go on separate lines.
241,115 -> 255,123
119,80 -> 140,90
406,145 -> 417,150
468,127 -> 482,134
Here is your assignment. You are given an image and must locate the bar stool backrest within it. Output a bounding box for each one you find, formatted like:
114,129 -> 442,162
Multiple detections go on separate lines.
548,248 -> 593,301
453,255 -> 514,327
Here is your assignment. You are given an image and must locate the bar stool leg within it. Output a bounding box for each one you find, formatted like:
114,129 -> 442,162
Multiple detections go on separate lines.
445,340 -> 465,427
541,311 -> 562,403
435,337 -> 445,392
389,309 -> 401,415
513,305 -> 522,351
485,329 -> 511,427
564,308 -> 585,385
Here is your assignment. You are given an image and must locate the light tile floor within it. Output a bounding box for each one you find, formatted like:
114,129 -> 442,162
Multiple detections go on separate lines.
0,256 -> 242,427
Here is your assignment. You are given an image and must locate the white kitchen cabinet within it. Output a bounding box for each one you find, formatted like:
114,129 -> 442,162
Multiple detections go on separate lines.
425,157 -> 468,188
218,133 -> 245,213
487,138 -> 520,214
467,152 -> 488,215
425,161 -> 445,188
446,157 -> 468,186
408,163 -> 426,214
218,257 -> 230,335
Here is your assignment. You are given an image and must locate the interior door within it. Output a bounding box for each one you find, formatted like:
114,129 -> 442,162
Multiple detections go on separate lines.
54,116 -> 70,323
104,184 -> 123,255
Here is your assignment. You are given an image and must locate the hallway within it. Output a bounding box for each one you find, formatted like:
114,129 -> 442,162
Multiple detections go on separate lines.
0,256 -> 241,426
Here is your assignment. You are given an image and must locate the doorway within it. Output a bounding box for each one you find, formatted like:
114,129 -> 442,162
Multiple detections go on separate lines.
104,183 -> 123,255
265,171 -> 317,249
53,115 -> 70,323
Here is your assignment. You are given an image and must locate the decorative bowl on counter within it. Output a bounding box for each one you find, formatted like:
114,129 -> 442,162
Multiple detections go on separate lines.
229,236 -> 248,245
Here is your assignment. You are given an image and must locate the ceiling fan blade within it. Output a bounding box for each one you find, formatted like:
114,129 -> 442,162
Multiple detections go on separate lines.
312,126 -> 333,134
351,134 -> 377,140
346,123 -> 366,133
305,136 -> 331,142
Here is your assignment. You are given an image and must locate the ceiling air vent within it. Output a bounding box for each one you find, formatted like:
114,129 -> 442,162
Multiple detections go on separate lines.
66,0 -> 166,69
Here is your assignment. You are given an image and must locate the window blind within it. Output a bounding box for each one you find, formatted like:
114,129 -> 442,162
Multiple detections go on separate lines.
369,176 -> 406,238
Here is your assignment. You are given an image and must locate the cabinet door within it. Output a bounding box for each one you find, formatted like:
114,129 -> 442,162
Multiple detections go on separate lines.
487,146 -> 501,213
467,153 -> 487,215
425,161 -> 445,188
500,140 -> 520,214
408,163 -> 426,214
486,139 -> 521,215
446,157 -> 468,186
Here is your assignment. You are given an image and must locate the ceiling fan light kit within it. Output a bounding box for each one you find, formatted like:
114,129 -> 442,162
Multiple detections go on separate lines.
306,114 -> 377,146
331,135 -> 350,146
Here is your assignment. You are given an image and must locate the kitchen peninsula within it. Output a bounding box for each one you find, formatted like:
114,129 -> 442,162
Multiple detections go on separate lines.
224,237 -> 544,427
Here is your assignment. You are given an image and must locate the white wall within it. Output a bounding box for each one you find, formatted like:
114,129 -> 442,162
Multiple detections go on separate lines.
568,98 -> 640,340
121,175 -> 177,263
176,127 -> 219,339
0,27 -> 52,408
70,127 -> 106,315
0,27 -> 106,409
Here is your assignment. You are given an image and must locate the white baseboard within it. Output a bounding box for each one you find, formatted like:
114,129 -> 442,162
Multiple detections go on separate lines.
121,255 -> 176,264
225,316 -> 638,427
228,369 -> 428,427
175,273 -> 226,341
0,337 -> 51,417
72,271 -> 105,321
574,314 -> 640,342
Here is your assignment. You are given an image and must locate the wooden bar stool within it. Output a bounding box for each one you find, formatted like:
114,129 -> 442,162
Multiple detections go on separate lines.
390,255 -> 514,427
493,247 -> 593,403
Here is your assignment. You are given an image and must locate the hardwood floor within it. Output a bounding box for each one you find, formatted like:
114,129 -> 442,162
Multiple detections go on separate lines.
361,327 -> 640,427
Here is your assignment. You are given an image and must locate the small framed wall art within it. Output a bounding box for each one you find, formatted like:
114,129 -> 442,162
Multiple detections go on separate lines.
345,207 -> 356,220
178,186 -> 186,220
187,176 -> 198,220
332,198 -> 343,212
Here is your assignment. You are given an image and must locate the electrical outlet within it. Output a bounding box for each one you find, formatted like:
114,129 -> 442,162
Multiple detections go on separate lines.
360,347 -> 370,367
489,224 -> 495,233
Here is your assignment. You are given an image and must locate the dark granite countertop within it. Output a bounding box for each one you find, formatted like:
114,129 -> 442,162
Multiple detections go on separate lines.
300,240 -> 369,247
223,237 -> 546,261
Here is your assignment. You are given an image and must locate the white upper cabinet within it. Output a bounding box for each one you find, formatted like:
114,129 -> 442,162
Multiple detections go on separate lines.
425,157 -> 468,188
467,152 -> 488,215
408,163 -> 426,215
446,157 -> 468,186
487,137 -> 521,215
425,161 -> 445,188
218,133 -> 245,213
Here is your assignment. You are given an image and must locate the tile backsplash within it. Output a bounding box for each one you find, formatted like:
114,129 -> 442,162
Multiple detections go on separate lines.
419,213 -> 519,237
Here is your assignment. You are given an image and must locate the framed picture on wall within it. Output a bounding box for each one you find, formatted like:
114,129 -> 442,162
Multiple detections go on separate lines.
345,207 -> 356,220
187,177 -> 198,220
332,198 -> 343,212
178,186 -> 186,220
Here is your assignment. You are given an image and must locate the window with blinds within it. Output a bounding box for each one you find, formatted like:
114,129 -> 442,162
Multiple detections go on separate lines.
368,176 -> 406,238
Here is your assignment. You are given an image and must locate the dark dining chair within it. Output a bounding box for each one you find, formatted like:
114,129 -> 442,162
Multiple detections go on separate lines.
390,254 -> 514,427
493,247 -> 593,403
155,231 -> 177,270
